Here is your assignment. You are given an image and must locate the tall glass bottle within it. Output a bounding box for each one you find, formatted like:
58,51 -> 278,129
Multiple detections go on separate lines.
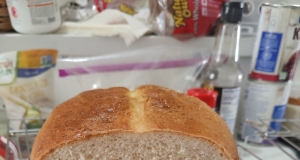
199,2 -> 244,134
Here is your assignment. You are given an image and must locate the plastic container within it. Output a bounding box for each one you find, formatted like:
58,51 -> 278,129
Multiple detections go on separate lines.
6,0 -> 61,34
187,88 -> 218,110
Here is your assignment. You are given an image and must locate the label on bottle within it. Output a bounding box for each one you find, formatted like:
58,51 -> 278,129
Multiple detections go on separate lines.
8,0 -> 57,26
27,0 -> 56,25
238,79 -> 291,144
255,32 -> 283,73
214,87 -> 241,134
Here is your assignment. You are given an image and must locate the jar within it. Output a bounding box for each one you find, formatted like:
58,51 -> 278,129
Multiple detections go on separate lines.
6,0 -> 61,34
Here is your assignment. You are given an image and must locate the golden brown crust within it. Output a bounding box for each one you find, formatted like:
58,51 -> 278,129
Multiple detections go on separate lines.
288,98 -> 300,106
134,85 -> 238,160
31,85 -> 239,160
31,87 -> 133,160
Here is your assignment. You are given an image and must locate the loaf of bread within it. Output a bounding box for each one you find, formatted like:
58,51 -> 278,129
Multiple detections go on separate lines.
31,85 -> 239,160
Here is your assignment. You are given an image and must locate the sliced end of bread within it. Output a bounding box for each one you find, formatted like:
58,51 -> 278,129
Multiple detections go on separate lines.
45,132 -> 228,160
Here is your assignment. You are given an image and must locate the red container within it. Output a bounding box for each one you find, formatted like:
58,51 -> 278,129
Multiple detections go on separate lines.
187,88 -> 218,110
0,136 -> 18,160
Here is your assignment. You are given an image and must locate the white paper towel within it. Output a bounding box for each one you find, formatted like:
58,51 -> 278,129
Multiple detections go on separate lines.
56,9 -> 151,46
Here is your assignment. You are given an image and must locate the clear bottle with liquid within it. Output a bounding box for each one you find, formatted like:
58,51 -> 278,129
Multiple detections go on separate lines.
199,2 -> 244,134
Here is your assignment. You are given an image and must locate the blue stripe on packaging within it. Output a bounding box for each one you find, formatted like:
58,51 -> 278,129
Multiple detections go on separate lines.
270,105 -> 287,131
18,65 -> 55,78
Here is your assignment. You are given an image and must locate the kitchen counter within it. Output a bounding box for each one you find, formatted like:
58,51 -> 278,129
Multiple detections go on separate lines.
237,140 -> 299,160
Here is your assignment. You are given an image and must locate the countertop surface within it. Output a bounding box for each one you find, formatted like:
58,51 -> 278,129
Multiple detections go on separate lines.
237,140 -> 299,160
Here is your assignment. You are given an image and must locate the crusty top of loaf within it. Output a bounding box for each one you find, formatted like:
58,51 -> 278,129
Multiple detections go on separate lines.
31,85 -> 239,160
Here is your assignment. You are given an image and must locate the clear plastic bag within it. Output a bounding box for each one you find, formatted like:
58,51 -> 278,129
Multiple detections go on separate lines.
94,0 -> 148,13
60,0 -> 98,22
149,0 -> 227,37
94,0 -> 150,23
55,46 -> 209,105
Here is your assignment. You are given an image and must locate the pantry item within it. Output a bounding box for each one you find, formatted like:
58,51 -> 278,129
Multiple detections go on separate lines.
187,88 -> 218,110
6,0 -> 61,34
199,2 -> 244,134
0,50 -> 57,130
149,0 -> 227,37
238,77 -> 292,145
31,85 -> 238,160
0,0 -> 13,32
250,4 -> 300,82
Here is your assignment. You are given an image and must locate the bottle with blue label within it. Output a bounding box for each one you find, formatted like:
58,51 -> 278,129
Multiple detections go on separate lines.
198,2 -> 244,134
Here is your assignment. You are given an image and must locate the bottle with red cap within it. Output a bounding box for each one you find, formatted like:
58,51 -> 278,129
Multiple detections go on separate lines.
187,88 -> 218,111
196,2 -> 244,134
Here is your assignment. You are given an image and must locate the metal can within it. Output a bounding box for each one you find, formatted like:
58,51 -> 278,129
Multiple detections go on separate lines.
237,77 -> 292,145
250,4 -> 300,82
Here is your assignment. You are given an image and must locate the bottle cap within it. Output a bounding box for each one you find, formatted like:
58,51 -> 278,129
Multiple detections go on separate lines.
187,88 -> 218,109
221,2 -> 244,23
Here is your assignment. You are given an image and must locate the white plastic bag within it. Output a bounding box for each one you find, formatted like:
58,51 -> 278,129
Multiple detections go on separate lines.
55,46 -> 208,105
0,49 -> 57,130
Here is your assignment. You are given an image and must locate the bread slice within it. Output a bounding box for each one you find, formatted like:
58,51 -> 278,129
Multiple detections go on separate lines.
31,85 -> 239,160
